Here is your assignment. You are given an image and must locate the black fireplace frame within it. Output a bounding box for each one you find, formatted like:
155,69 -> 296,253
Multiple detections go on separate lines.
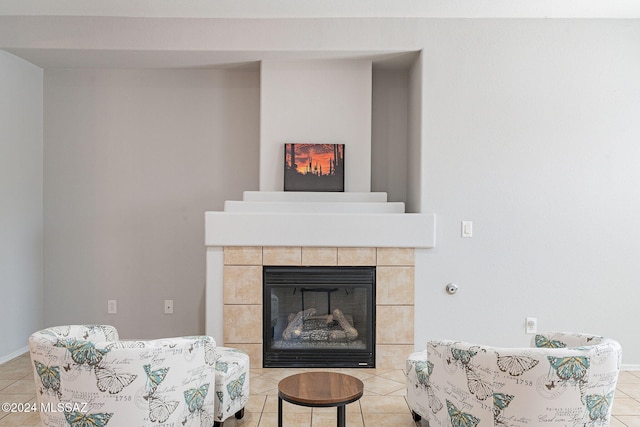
263,266 -> 376,368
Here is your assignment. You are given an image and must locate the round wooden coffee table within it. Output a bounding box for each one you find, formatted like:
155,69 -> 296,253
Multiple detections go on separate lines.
278,372 -> 364,427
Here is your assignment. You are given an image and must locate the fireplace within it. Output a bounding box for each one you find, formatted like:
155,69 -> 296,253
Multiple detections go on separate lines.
211,246 -> 416,370
263,266 -> 375,368
204,58 -> 434,369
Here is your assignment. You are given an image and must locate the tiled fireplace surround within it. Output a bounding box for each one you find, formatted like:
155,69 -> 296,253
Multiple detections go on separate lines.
222,246 -> 415,370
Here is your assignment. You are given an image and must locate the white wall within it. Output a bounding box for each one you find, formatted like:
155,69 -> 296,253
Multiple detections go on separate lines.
371,68 -> 409,203
0,51 -> 43,361
3,17 -> 639,364
416,20 -> 640,365
407,53 -> 424,214
260,60 -> 372,192
43,69 -> 259,339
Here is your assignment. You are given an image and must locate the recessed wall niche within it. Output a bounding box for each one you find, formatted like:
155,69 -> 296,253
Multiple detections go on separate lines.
235,52 -> 422,211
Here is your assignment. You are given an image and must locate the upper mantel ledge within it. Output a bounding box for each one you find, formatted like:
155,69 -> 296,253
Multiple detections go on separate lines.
224,200 -> 405,213
242,191 -> 388,203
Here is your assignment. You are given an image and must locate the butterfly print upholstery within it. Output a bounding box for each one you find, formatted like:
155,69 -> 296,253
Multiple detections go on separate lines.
29,325 -> 249,427
407,332 -> 621,426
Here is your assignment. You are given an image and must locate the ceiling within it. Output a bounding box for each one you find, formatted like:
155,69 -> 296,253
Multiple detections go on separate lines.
2,0 -> 639,19
1,0 -> 638,70
0,15 -> 425,70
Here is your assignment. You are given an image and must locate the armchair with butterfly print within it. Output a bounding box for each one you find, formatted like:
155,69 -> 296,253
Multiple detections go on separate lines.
29,325 -> 249,427
407,332 -> 621,427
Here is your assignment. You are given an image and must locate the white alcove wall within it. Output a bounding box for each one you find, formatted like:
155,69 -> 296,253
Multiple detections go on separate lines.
260,59 -> 373,192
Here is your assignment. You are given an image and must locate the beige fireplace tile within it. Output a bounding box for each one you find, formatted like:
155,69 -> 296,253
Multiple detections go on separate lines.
224,246 -> 263,265
376,266 -> 414,305
375,344 -> 415,370
224,304 -> 262,344
376,305 -> 414,345
224,265 -> 262,304
263,247 -> 302,265
301,247 -> 337,265
337,247 -> 376,266
376,248 -> 414,266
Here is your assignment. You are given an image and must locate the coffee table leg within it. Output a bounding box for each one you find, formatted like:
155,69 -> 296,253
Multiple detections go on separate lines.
337,405 -> 345,427
278,396 -> 283,427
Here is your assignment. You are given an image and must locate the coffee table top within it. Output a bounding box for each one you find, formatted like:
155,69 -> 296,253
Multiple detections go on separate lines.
278,372 -> 364,407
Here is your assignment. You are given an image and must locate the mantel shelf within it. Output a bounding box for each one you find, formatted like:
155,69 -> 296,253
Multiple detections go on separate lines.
204,211 -> 436,248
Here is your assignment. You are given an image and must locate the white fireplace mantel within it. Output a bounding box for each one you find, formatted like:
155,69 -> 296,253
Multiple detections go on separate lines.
205,191 -> 435,359
205,191 -> 436,248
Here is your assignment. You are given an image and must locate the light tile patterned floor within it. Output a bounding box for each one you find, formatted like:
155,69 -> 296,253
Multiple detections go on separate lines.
2,352 -> 640,426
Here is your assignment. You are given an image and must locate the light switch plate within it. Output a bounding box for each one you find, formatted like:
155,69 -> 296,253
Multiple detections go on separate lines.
462,221 -> 473,238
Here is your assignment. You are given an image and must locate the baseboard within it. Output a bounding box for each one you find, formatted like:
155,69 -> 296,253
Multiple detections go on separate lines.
621,364 -> 640,371
0,346 -> 29,365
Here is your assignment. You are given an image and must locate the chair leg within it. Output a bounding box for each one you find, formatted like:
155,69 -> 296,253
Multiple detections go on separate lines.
235,408 -> 245,419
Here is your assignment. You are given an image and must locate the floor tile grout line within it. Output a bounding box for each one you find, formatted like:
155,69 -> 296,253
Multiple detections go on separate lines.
358,400 -> 365,426
251,393 -> 267,426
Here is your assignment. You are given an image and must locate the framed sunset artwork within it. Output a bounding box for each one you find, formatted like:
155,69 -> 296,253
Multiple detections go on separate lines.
284,143 -> 345,192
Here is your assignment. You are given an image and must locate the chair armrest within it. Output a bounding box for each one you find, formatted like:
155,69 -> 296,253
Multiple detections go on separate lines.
532,331 -> 607,348
426,340 -> 496,426
406,351 -> 429,421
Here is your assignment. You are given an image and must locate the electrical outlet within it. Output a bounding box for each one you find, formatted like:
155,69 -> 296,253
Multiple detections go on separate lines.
164,300 -> 174,314
107,300 -> 117,314
525,317 -> 537,334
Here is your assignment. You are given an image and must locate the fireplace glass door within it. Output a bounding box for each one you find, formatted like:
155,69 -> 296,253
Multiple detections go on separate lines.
263,266 -> 375,368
